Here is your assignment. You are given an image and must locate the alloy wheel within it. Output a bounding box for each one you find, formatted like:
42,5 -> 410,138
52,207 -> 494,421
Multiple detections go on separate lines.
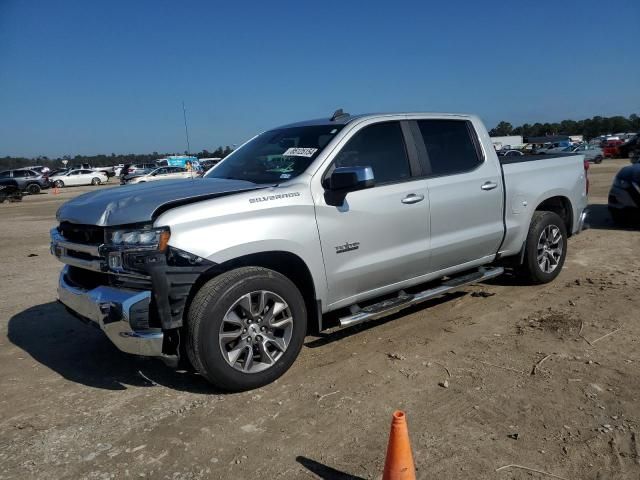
537,224 -> 564,274
218,290 -> 294,373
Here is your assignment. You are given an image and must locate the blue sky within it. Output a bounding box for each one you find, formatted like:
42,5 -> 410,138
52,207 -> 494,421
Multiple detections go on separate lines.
1,0 -> 638,157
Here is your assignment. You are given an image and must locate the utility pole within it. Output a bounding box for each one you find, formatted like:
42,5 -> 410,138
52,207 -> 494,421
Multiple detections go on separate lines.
182,101 -> 191,154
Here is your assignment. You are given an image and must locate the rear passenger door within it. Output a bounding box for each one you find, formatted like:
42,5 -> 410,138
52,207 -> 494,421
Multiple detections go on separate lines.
414,119 -> 504,272
314,120 -> 431,307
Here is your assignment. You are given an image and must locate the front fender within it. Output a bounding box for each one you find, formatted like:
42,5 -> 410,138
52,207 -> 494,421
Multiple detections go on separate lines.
154,184 -> 329,304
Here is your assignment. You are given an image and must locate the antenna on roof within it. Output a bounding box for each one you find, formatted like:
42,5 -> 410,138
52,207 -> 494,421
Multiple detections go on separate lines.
330,108 -> 350,121
182,100 -> 191,154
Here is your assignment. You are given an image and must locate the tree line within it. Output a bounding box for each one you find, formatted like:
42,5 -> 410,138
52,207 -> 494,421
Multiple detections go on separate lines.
489,114 -> 640,139
0,146 -> 235,171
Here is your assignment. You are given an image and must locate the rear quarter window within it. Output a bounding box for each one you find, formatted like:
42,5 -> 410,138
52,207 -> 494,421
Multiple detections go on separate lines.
417,120 -> 483,176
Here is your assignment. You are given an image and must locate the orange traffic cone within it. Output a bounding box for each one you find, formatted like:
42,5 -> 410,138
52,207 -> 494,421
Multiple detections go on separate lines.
382,411 -> 416,480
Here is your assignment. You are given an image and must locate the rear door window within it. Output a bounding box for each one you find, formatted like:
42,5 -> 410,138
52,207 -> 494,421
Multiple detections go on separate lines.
416,120 -> 483,176
331,121 -> 411,184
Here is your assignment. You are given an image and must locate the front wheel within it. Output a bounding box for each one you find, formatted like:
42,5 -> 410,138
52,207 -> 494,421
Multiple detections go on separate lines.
54,180 -> 64,188
91,177 -> 101,185
594,155 -> 603,164
186,267 -> 307,391
518,211 -> 568,284
26,183 -> 41,195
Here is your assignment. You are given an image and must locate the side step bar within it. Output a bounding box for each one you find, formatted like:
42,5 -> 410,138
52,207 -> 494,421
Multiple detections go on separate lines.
338,266 -> 504,328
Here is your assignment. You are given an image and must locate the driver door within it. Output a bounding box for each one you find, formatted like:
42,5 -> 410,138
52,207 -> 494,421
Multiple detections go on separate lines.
314,121 -> 430,308
66,171 -> 81,186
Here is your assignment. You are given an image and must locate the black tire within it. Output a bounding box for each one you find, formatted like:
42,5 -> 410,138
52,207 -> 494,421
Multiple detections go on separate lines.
594,155 -> 603,164
186,266 -> 307,391
91,177 -> 101,185
519,211 -> 568,284
54,180 -> 64,188
0,192 -> 6,203
26,183 -> 41,195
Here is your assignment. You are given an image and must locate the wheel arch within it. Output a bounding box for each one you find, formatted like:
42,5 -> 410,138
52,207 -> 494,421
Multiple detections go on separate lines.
187,250 -> 321,334
534,195 -> 574,236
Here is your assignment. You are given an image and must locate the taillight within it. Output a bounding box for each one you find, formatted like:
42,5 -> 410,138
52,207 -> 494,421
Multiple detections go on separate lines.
584,159 -> 589,195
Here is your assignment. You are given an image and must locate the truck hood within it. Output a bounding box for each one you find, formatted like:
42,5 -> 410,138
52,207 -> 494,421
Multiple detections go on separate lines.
56,178 -> 263,226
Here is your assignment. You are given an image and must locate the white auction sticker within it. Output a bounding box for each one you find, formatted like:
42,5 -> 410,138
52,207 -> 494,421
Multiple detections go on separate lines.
282,147 -> 318,157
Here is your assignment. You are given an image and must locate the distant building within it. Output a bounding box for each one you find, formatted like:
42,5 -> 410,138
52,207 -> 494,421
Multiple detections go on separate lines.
490,135 -> 523,150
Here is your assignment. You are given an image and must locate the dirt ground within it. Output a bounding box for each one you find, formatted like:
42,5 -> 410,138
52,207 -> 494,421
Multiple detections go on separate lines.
0,160 -> 639,480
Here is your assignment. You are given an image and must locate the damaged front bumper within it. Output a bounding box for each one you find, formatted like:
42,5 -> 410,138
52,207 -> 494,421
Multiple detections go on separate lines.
51,226 -> 214,359
58,265 -> 163,357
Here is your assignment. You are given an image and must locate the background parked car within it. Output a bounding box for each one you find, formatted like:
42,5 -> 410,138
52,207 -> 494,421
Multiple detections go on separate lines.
113,164 -> 125,177
572,144 -> 604,163
0,169 -> 50,194
0,178 -> 23,203
199,158 -> 222,171
617,134 -> 640,163
49,169 -> 108,188
602,139 -> 624,158
497,149 -> 524,157
127,166 -> 193,184
119,163 -> 157,184
608,163 -> 640,223
48,168 -> 69,177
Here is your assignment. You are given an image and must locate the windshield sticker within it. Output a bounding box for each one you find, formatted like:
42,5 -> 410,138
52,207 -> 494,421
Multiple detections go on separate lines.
280,173 -> 292,179
283,147 -> 318,157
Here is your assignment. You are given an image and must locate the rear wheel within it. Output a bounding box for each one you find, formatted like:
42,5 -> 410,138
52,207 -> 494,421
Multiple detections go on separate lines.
26,183 -> 41,195
91,177 -> 101,185
186,267 -> 307,391
518,211 -> 567,284
594,155 -> 603,164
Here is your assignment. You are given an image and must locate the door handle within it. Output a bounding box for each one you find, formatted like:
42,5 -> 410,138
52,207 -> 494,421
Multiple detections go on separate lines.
401,193 -> 425,204
481,181 -> 498,191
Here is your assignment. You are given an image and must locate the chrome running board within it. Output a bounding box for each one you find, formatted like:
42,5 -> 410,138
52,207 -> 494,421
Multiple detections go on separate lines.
338,267 -> 504,328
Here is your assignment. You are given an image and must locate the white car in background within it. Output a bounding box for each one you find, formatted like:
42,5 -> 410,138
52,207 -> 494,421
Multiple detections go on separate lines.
127,166 -> 194,184
50,169 -> 108,188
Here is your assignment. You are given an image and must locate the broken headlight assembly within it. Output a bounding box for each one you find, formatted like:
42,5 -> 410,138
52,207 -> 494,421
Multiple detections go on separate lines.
105,227 -> 171,273
108,227 -> 171,252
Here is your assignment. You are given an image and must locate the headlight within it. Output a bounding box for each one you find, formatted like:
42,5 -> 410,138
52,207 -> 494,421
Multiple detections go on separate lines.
109,227 -> 170,251
613,178 -> 630,189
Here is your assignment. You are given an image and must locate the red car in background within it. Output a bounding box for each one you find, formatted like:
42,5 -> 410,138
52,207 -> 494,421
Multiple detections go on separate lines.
602,140 -> 624,158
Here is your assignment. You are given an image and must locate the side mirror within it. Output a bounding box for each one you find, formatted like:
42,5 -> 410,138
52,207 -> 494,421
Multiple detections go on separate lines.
324,166 -> 375,206
327,166 -> 375,191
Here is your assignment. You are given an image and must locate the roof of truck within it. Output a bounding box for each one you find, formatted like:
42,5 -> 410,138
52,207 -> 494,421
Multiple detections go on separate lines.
275,111 -> 474,129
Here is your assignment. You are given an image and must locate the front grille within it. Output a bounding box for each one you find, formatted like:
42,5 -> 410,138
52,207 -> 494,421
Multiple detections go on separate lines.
66,266 -> 151,291
59,222 -> 105,245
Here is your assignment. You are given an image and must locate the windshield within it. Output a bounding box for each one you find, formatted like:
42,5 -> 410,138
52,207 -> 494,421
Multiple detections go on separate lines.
206,125 -> 344,184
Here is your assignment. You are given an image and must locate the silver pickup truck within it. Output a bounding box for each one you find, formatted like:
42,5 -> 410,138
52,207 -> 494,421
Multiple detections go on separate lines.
51,111 -> 588,391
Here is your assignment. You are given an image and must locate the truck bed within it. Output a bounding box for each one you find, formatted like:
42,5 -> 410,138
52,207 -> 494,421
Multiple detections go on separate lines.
498,153 -> 588,257
498,153 -> 581,165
